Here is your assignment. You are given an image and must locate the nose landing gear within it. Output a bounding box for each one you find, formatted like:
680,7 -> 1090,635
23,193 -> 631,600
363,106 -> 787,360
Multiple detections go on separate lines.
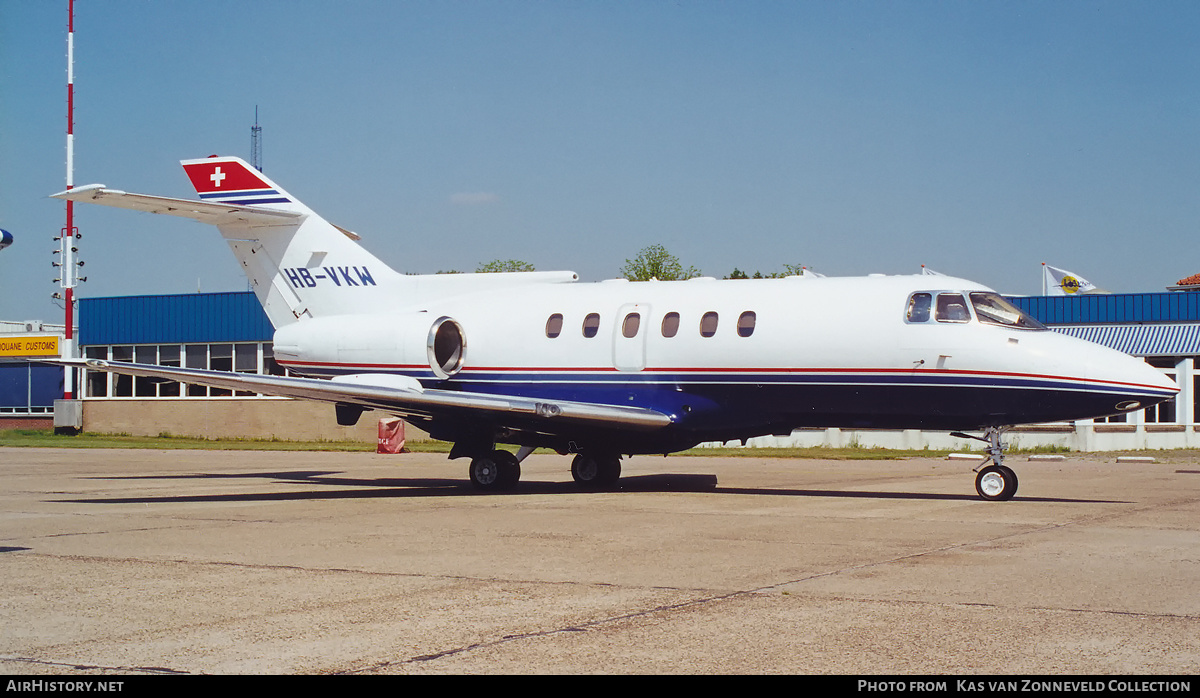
951,427 -> 1018,501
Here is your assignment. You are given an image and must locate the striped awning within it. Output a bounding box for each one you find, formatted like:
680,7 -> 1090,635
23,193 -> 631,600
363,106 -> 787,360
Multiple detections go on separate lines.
1053,323 -> 1200,357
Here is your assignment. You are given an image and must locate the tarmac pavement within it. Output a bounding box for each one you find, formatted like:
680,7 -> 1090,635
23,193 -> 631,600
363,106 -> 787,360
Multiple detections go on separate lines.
1,447 -> 1198,675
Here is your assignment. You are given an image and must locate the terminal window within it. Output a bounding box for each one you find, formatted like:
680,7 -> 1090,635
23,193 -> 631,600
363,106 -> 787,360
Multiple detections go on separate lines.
83,342 -> 286,400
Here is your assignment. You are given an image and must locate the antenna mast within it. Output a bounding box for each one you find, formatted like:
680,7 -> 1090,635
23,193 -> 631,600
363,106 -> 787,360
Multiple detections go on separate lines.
60,0 -> 80,399
251,107 -> 262,172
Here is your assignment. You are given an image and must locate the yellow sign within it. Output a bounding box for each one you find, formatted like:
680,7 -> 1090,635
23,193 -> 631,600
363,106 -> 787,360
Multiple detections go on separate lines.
0,335 -> 60,357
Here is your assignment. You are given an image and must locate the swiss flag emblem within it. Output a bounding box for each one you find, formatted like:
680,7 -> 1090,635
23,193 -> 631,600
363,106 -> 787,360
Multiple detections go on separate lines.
183,159 -> 270,194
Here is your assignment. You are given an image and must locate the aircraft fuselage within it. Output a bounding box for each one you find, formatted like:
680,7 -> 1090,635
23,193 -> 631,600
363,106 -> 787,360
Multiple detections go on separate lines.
273,273 -> 1175,454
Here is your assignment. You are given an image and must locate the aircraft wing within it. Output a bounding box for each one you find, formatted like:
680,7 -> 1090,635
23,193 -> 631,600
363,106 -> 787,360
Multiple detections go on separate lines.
50,185 -> 302,227
49,359 -> 673,431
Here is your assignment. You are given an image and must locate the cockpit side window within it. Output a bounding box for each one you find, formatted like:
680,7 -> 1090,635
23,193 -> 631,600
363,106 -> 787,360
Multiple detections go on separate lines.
906,293 -> 932,323
970,292 -> 1046,330
935,293 -> 971,323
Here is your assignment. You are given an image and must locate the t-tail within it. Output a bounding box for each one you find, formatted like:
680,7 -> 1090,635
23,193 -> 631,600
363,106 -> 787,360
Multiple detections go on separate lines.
179,156 -> 401,326
52,155 -> 580,330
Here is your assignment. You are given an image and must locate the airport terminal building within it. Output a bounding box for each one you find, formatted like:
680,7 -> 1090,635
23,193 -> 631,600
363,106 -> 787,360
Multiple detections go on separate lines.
0,320 -> 67,428
4,284 -> 1200,450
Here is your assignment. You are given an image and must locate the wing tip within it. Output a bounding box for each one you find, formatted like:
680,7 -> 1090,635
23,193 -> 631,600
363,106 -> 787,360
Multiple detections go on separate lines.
50,183 -> 110,200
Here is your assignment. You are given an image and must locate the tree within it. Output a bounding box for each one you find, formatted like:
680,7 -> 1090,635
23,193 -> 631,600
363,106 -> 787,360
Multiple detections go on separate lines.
476,259 -> 535,273
620,244 -> 700,281
725,263 -> 806,279
763,263 -> 807,279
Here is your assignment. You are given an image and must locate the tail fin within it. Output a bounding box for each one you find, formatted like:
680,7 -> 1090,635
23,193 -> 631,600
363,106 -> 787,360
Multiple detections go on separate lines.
54,155 -> 581,330
179,156 -> 402,327
182,156 -> 309,212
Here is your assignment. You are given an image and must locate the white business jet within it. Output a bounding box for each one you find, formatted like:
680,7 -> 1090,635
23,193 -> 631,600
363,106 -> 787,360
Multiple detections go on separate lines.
51,156 -> 1178,500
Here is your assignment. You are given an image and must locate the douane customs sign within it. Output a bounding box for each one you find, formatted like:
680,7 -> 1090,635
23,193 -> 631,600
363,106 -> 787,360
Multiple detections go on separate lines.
0,335 -> 60,357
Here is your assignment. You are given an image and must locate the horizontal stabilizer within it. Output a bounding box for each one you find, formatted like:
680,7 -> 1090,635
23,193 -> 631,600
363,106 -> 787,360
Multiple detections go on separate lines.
50,185 -> 303,227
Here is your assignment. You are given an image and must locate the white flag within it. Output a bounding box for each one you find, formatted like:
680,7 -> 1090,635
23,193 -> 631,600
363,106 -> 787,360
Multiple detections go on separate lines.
1043,264 -> 1096,295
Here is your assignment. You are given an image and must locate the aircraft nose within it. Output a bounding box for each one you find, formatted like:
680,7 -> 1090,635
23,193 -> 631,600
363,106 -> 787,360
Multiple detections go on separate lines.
1089,349 -> 1179,412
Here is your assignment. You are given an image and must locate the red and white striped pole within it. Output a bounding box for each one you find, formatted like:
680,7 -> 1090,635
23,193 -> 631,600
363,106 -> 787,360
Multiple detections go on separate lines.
61,0 -> 76,399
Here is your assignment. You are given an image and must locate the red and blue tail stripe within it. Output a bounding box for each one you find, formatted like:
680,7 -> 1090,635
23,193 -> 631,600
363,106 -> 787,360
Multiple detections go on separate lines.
181,157 -> 294,206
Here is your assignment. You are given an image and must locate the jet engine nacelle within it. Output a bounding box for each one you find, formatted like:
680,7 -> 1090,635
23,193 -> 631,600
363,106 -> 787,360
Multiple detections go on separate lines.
272,313 -> 466,379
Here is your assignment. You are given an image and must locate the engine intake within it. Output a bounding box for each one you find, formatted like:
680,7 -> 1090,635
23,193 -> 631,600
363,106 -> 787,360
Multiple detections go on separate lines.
272,312 -> 468,379
428,316 -> 465,379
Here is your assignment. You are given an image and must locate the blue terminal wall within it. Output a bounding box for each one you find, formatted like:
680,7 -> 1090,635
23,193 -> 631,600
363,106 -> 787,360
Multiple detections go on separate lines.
1010,292 -> 1200,326
79,291 -> 274,346
0,362 -> 62,410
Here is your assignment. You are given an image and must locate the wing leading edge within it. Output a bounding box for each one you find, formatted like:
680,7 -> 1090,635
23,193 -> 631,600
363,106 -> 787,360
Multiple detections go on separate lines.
50,359 -> 673,432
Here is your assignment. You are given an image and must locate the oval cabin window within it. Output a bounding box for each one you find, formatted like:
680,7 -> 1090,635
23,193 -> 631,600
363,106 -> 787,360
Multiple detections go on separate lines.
737,311 -> 756,337
582,313 -> 601,338
622,313 -> 641,338
661,312 -> 680,338
700,312 -> 719,338
545,313 -> 563,338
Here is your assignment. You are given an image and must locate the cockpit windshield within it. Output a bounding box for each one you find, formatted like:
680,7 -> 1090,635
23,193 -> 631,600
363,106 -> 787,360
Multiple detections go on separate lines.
969,292 -> 1046,330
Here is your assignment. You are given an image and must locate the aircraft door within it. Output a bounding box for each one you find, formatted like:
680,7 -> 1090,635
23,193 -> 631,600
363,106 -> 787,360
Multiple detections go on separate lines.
613,303 -> 649,372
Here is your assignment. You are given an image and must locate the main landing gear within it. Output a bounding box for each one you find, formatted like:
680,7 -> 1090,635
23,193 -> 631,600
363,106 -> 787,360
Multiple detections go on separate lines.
951,427 -> 1018,501
570,453 -> 622,490
467,449 -> 522,491
464,447 -> 623,492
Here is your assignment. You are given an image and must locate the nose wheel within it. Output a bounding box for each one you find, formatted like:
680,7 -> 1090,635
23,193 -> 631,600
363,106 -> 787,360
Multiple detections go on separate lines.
975,464 -> 1018,501
952,427 -> 1018,501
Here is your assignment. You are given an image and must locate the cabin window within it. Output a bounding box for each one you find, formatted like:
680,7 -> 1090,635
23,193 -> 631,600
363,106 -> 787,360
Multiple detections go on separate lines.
545,313 -> 563,338
969,293 -> 1046,330
737,311 -> 756,337
582,313 -> 600,338
700,311 -> 719,337
661,312 -> 680,338
622,313 -> 641,338
935,294 -> 971,323
906,293 -> 932,323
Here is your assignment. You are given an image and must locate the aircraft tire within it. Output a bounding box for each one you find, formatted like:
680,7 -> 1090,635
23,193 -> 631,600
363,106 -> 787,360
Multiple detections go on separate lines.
975,464 -> 1017,501
571,453 -> 621,490
469,450 -> 521,491
999,465 -> 1018,494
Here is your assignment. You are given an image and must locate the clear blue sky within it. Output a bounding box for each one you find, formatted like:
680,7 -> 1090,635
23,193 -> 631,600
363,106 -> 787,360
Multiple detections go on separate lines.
3,1 -> 1198,322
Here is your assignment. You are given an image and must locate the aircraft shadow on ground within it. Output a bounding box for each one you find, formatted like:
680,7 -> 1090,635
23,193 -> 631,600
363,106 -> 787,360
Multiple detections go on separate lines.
56,471 -> 1126,505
